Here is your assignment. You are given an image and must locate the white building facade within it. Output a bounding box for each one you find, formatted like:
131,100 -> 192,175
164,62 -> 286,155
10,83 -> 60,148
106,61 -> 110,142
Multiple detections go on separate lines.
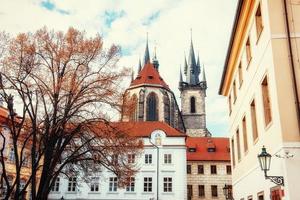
48,123 -> 187,200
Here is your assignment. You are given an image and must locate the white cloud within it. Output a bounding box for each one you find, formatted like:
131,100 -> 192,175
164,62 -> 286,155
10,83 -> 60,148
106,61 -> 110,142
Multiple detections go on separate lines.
0,0 -> 238,136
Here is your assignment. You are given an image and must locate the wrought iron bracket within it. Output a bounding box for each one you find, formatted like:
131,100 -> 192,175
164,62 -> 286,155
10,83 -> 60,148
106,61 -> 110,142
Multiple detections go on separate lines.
265,175 -> 284,186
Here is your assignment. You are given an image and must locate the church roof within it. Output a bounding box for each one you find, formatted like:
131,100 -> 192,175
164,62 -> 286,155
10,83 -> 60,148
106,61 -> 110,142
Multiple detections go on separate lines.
130,62 -> 169,89
186,137 -> 230,161
91,121 -> 185,137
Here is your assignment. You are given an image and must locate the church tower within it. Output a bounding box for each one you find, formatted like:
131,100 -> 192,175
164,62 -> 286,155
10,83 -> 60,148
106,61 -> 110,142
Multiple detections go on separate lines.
123,38 -> 185,132
179,38 -> 210,137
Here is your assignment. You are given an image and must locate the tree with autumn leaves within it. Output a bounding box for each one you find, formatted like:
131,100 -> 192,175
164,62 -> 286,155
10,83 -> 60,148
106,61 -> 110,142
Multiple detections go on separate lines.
0,28 -> 143,199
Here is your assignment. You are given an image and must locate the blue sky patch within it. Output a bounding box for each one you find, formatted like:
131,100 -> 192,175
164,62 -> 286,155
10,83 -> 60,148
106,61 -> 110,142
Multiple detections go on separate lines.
143,11 -> 160,26
104,10 -> 126,28
40,0 -> 69,15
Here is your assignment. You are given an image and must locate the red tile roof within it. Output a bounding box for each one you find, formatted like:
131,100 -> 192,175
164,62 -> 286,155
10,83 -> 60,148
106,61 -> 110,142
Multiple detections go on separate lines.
130,63 -> 169,89
91,121 -> 185,138
186,137 -> 230,161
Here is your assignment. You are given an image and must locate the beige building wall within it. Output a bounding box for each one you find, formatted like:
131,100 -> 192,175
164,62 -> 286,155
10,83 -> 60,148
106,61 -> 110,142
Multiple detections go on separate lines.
219,0 -> 300,199
187,161 -> 231,200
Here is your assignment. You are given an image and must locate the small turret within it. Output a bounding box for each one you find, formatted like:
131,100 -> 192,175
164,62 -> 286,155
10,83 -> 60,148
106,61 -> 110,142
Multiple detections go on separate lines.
152,47 -> 159,71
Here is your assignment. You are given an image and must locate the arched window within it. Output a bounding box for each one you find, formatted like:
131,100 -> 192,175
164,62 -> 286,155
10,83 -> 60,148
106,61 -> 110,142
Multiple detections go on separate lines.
190,97 -> 196,113
129,95 -> 138,121
138,90 -> 145,121
163,92 -> 170,125
146,92 -> 158,121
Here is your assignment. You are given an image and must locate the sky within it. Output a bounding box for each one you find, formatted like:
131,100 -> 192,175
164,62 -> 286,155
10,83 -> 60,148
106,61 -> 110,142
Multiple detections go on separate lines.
0,0 -> 238,137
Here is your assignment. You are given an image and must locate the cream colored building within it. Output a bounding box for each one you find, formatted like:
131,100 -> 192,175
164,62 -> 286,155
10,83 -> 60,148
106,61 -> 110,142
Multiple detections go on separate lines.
219,0 -> 300,200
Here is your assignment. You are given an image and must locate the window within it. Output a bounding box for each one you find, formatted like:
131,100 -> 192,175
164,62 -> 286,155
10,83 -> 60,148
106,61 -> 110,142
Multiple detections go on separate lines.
111,154 -> 118,165
51,177 -> 60,192
20,179 -> 26,190
163,177 -> 172,192
68,177 -> 77,192
138,90 -> 145,120
143,177 -> 152,192
226,165 -> 232,175
262,76 -> 272,126
246,37 -> 252,65
163,92 -> 171,124
231,138 -> 235,167
211,185 -> 218,197
129,95 -> 138,121
198,165 -> 204,174
228,95 -> 232,114
258,192 -> 264,200
210,165 -> 217,174
9,148 -> 15,162
188,147 -> 196,152
248,195 -> 253,200
198,185 -> 205,197
238,63 -> 243,87
236,128 -> 241,161
22,153 -> 29,167
187,165 -> 191,174
187,185 -> 193,197
145,154 -> 152,164
109,177 -> 118,192
128,154 -> 135,164
164,154 -> 172,164
255,3 -> 263,40
242,117 -> 248,152
146,92 -> 158,121
126,177 -> 135,192
190,97 -> 196,113
233,80 -> 237,102
251,100 -> 259,141
90,177 -> 99,192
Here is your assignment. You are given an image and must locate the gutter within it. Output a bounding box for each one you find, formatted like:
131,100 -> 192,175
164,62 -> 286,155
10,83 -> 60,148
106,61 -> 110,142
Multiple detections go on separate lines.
218,0 -> 244,95
283,0 -> 300,133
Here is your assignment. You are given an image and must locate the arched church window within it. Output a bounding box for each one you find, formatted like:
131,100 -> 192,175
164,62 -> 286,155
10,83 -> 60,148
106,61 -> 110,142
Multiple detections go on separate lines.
190,97 -> 196,113
170,97 -> 175,127
138,90 -> 145,121
163,92 -> 170,125
129,94 -> 138,121
146,92 -> 158,121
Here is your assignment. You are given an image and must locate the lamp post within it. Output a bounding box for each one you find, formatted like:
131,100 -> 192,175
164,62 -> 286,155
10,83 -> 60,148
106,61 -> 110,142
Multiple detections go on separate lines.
257,146 -> 284,186
148,136 -> 159,200
223,184 -> 233,200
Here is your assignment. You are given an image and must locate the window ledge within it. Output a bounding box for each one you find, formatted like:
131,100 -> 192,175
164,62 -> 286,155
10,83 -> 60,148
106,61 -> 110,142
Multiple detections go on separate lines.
124,192 -> 137,194
162,192 -> 174,195
107,192 -> 118,194
88,192 -> 101,194
141,192 -> 154,195
65,192 -> 77,194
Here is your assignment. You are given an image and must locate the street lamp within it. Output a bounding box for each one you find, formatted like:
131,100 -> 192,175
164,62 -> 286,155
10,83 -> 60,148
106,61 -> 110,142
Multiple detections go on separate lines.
148,136 -> 159,200
257,146 -> 284,186
223,184 -> 233,200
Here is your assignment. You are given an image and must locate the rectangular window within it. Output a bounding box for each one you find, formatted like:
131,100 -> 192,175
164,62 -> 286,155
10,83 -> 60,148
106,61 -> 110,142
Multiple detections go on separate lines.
228,95 -> 232,114
262,76 -> 272,126
231,138 -> 235,167
111,154 -> 118,165
143,177 -> 152,192
9,148 -> 15,162
251,100 -> 259,141
226,165 -> 232,175
163,177 -> 172,192
242,117 -> 248,152
126,177 -> 135,192
51,177 -> 60,192
68,177 -> 76,192
164,154 -> 172,164
238,63 -> 243,87
187,165 -> 191,174
210,165 -> 217,174
233,80 -> 237,103
145,154 -> 152,164
198,185 -> 205,197
258,192 -> 264,200
90,177 -> 99,192
109,177 -> 118,192
128,154 -> 135,164
246,37 -> 252,65
198,165 -> 204,174
211,185 -> 218,197
187,185 -> 193,197
236,128 -> 241,161
255,3 -> 263,40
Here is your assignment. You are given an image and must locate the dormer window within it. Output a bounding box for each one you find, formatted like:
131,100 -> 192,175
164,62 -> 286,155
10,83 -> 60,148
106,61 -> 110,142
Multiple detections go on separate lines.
137,76 -> 141,79
207,147 -> 216,152
148,76 -> 153,79
188,147 -> 196,152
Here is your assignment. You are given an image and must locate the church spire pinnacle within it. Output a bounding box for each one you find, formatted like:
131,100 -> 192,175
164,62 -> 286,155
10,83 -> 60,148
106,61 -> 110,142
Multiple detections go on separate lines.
186,30 -> 199,85
184,54 -> 188,75
144,33 -> 150,65
152,46 -> 159,70
138,57 -> 142,73
179,65 -> 183,82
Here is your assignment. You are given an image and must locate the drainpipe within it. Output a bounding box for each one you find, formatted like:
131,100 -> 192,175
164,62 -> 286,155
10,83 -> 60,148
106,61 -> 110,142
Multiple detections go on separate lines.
283,0 -> 300,134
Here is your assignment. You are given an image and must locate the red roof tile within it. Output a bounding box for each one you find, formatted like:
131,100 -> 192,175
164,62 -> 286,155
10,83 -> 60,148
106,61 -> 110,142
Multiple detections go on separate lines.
91,121 -> 185,138
130,63 -> 169,89
186,137 -> 230,161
